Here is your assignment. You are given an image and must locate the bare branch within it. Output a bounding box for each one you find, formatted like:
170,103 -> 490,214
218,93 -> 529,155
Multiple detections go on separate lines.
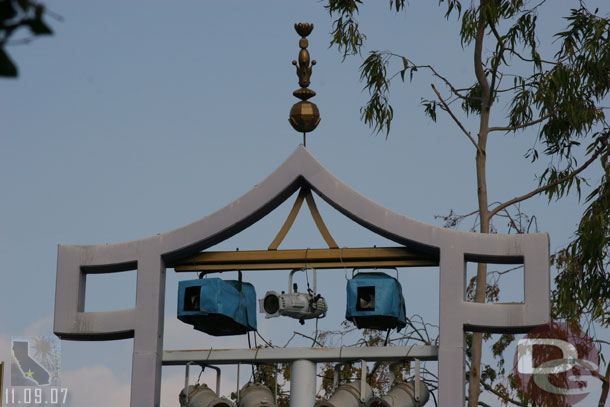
387,53 -> 471,101
431,83 -> 482,153
6,36 -> 37,46
489,265 -> 524,277
489,147 -> 603,219
290,331 -> 324,347
488,109 -> 559,132
507,46 -> 561,65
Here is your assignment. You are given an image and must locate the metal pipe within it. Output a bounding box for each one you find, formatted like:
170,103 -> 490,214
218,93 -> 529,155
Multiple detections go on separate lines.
274,364 -> 278,405
290,359 -> 316,407
204,365 -> 222,397
289,270 -> 297,293
185,362 -> 194,405
1,361 -> 4,407
236,363 -> 240,404
333,362 -> 351,391
414,360 -> 420,405
163,345 -> 438,365
360,360 -> 367,403
288,268 -> 317,293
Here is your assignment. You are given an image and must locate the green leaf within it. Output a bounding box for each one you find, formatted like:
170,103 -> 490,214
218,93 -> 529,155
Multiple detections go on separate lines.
16,0 -> 33,11
0,48 -> 18,77
27,17 -> 53,35
0,0 -> 17,20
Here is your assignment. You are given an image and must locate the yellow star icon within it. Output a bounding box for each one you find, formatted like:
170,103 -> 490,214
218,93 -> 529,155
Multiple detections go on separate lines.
25,368 -> 34,379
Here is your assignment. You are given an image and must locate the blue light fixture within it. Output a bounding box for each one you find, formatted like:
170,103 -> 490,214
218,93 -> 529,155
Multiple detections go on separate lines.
178,275 -> 257,336
345,271 -> 406,331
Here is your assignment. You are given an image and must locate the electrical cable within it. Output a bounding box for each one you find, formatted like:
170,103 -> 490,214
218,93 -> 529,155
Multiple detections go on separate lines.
247,332 -> 255,381
197,365 -> 205,384
312,317 -> 320,347
384,328 -> 391,346
256,330 -> 274,347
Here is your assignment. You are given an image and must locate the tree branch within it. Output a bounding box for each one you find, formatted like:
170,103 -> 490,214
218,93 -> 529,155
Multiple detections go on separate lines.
488,147 -> 603,219
291,331 -> 324,347
488,109 -> 559,132
388,53 -> 471,101
507,46 -> 561,65
431,83 -> 483,154
489,22 -> 507,104
479,380 -> 523,407
474,17 -> 491,107
597,358 -> 610,406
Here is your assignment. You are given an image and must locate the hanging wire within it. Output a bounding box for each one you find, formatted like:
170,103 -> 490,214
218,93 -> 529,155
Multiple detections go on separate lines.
338,247 -> 348,280
305,268 -> 312,294
247,332 -> 255,381
256,330 -> 274,347
312,317 -> 320,347
384,328 -> 391,346
196,365 -> 205,384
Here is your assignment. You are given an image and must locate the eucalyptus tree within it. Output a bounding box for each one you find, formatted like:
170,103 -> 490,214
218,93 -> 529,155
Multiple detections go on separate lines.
324,0 -> 610,405
0,0 -> 55,77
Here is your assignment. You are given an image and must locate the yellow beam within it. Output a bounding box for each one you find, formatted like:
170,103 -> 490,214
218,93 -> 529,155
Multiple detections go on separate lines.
173,247 -> 438,272
268,188 -> 306,250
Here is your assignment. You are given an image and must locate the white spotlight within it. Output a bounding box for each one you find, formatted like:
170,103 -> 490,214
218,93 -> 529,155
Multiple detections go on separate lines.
260,269 -> 327,324
179,383 -> 234,407
315,380 -> 373,407
234,382 -> 276,407
365,381 -> 430,407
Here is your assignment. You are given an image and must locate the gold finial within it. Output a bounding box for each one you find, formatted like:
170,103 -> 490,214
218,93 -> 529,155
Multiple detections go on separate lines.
289,23 -> 320,142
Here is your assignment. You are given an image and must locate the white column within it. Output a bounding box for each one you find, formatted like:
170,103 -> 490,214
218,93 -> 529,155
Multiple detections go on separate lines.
290,359 -> 316,407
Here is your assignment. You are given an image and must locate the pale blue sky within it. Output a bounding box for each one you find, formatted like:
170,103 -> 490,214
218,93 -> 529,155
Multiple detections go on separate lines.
1,1 -> 608,405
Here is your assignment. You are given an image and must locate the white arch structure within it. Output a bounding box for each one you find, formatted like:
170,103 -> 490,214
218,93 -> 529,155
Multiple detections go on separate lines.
54,146 -> 550,406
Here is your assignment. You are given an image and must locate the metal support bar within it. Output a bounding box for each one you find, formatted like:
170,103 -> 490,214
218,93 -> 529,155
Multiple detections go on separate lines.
333,362 -> 351,392
206,365 -> 221,397
304,189 -> 338,249
274,364 -> 278,405
268,187 -> 338,251
415,359 -> 421,406
236,363 -> 240,404
289,268 -> 317,293
388,361 -> 400,386
1,361 -> 4,407
185,362 -> 193,405
173,247 -> 438,272
163,346 -> 438,365
360,360 -> 367,403
268,189 -> 307,250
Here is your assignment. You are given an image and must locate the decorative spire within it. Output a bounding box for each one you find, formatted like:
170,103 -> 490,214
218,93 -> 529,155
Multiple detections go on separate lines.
289,23 -> 320,144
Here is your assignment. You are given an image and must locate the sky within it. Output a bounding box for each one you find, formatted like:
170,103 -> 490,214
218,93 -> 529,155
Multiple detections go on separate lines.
1,1 -> 609,406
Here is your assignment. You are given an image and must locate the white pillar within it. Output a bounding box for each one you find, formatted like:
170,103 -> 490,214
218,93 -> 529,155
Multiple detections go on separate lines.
290,359 -> 316,407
